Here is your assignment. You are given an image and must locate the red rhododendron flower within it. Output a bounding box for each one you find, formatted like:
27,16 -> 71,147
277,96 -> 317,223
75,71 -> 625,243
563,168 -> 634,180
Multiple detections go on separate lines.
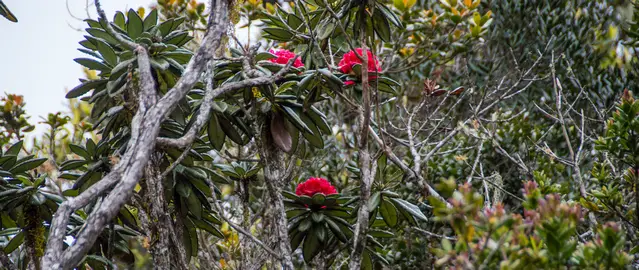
344,80 -> 356,86
338,48 -> 381,75
268,49 -> 304,68
295,177 -> 337,197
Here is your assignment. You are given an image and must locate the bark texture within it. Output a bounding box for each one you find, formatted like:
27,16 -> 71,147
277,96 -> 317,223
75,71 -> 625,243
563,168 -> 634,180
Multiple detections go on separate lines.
257,118 -> 295,270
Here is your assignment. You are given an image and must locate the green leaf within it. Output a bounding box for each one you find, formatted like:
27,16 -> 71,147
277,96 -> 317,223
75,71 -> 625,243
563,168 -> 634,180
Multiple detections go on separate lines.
255,52 -> 277,61
287,209 -> 309,219
317,68 -> 343,86
297,195 -> 314,206
185,169 -> 212,197
96,41 -> 117,66
379,199 -> 398,227
79,40 -> 97,50
262,28 -> 294,41
66,79 -> 107,98
312,193 -> 326,205
150,57 -> 170,70
442,238 -> 452,251
298,73 -> 316,91
30,193 -> 47,205
9,158 -> 47,174
114,11 -> 126,28
299,113 -> 324,148
127,9 -> 144,39
118,207 -> 138,228
376,3 -> 403,27
107,73 -> 128,96
5,141 -> 23,156
287,13 -> 305,31
41,193 -> 64,204
369,229 -> 394,238
323,209 -> 351,218
381,190 -> 400,198
317,20 -> 336,40
176,180 -> 192,198
186,192 -> 203,219
368,192 -> 381,210
0,1 -> 18,22
163,31 -> 190,45
111,58 -> 137,77
283,191 -> 299,201
0,228 -> 20,237
58,173 -> 80,180
299,219 -> 312,232
361,250 -> 373,270
62,189 -> 79,197
367,247 -> 390,265
203,212 -> 222,225
59,160 -> 90,171
325,217 -> 348,242
218,115 -> 244,145
302,228 -> 320,263
316,225 -> 327,243
373,10 -> 391,42
162,49 -> 193,64
83,255 -> 115,268
290,229 -> 306,251
276,81 -> 299,95
0,156 -> 17,171
69,144 -> 91,160
192,218 -> 224,238
74,58 -> 111,72
143,9 -> 158,30
311,212 -> 325,223
86,28 -> 120,45
181,218 -> 193,260
3,230 -> 24,253
391,198 -> 428,222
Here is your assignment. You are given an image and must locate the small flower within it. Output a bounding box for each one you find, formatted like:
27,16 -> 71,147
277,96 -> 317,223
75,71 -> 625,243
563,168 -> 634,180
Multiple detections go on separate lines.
295,177 -> 337,197
338,48 -> 381,86
268,49 -> 304,68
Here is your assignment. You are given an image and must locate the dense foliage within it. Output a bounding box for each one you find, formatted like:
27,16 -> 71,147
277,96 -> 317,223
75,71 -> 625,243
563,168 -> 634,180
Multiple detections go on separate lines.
1,0 -> 639,269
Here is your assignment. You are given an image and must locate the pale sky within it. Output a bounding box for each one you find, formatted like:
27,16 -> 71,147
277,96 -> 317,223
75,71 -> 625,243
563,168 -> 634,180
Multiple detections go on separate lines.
0,0 -> 154,135
0,1 -> 257,139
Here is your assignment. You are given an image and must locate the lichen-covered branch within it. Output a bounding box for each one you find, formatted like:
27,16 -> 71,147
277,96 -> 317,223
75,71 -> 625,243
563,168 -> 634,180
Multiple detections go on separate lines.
349,25 -> 375,270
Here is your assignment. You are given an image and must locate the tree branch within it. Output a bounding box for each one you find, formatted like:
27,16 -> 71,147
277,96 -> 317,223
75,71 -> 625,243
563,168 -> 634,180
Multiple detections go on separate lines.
43,0 -> 231,268
349,25 -> 376,270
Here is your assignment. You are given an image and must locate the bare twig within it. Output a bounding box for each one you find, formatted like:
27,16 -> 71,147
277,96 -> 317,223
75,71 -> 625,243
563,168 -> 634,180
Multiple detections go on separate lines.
207,180 -> 283,260
551,52 -> 587,198
412,227 -> 456,240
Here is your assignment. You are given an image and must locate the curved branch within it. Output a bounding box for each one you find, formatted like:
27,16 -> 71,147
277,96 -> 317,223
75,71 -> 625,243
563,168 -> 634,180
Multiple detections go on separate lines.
42,0 -> 231,268
156,56 -> 299,149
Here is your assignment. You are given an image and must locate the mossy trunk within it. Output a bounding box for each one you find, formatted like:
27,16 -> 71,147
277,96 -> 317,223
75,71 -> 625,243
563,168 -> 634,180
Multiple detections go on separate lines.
25,204 -> 44,270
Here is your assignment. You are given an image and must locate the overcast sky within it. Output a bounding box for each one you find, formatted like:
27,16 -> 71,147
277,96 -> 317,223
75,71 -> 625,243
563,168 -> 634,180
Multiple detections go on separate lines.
0,0 -> 154,135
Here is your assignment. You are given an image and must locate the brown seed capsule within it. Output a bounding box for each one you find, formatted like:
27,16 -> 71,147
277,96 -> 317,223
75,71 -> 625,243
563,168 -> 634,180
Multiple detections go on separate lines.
270,113 -> 292,153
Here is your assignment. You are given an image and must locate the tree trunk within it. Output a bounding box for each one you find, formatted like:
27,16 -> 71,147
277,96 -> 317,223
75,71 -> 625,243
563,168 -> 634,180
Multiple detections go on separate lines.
144,154 -> 189,270
257,117 -> 295,269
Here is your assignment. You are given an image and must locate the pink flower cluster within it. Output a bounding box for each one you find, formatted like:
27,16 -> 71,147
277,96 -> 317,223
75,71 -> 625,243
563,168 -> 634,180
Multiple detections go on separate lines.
338,48 -> 381,86
268,49 -> 304,68
295,177 -> 337,197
